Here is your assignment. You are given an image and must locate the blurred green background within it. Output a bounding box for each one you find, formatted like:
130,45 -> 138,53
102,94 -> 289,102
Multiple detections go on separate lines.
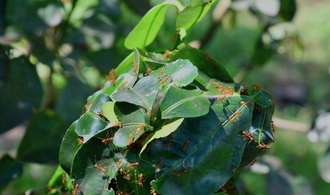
1,0 -> 330,194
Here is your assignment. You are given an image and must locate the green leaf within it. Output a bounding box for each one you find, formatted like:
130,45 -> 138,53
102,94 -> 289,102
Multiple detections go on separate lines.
124,3 -> 176,49
16,110 -> 65,164
0,154 -> 23,187
75,112 -> 108,138
160,87 -> 210,119
248,84 -> 273,108
113,103 -> 150,147
169,44 -> 234,83
116,151 -> 155,194
176,1 -> 216,39
59,121 -> 81,174
71,135 -> 121,195
102,102 -> 119,123
111,76 -> 159,114
140,118 -> 184,155
149,97 -> 253,194
250,103 -> 275,144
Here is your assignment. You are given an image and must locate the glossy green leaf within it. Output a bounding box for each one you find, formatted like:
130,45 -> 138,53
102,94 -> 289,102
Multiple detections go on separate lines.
111,76 -> 159,113
102,102 -> 119,123
124,3 -> 175,49
113,103 -> 150,147
160,87 -> 210,119
250,103 -> 275,144
71,135 -> 120,195
75,112 -> 108,138
150,97 -> 253,194
87,73 -> 136,103
248,84 -> 273,108
176,1 -> 216,39
140,118 -> 184,155
47,166 -> 70,191
116,151 -> 155,194
89,93 -> 112,114
59,121 -> 81,174
150,59 -> 198,89
0,154 -> 23,187
169,44 -> 234,82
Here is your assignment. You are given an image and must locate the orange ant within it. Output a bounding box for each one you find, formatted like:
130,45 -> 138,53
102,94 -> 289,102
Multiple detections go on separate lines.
271,120 -> 275,133
165,135 -> 174,148
135,173 -> 145,187
240,101 -> 254,106
84,102 -> 92,111
175,169 -> 187,177
160,75 -> 171,85
119,168 -> 131,180
77,137 -> 84,145
113,122 -> 122,128
250,159 -> 257,166
106,69 -> 116,83
157,67 -> 165,80
127,134 -> 134,145
135,123 -> 145,135
72,184 -> 80,195
133,60 -> 138,74
122,81 -> 128,87
163,50 -> 171,58
100,130 -> 114,145
145,68 -> 153,75
252,83 -> 261,90
182,140 -> 190,152
101,136 -> 113,145
229,111 -> 241,122
258,143 -> 270,150
116,159 -> 123,168
241,131 -> 254,141
72,181 -> 85,195
127,162 -> 139,169
150,187 -> 157,195
94,156 -> 107,173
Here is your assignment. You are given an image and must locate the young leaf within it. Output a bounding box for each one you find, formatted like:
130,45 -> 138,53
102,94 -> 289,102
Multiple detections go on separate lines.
160,87 -> 210,119
124,3 -> 177,49
140,118 -> 184,155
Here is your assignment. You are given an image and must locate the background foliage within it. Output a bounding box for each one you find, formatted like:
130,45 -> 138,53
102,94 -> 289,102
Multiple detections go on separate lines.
0,0 -> 329,194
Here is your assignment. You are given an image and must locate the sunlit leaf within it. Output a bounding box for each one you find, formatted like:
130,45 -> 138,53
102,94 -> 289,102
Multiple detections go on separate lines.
140,118 -> 184,155
124,3 -> 176,49
160,87 -> 210,119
